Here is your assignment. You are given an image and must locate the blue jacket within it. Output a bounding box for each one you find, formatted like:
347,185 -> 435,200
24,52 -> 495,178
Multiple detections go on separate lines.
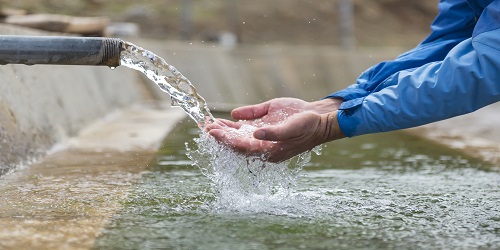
327,0 -> 500,137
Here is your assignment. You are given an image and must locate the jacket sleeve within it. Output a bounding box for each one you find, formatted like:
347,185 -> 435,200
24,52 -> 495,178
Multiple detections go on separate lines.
326,0 -> 476,110
337,0 -> 500,137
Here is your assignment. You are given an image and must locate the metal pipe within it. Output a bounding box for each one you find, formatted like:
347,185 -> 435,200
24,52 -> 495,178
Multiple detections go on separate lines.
0,35 -> 123,67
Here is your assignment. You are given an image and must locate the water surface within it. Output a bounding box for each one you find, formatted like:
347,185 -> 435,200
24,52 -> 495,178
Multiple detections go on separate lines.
95,118 -> 500,250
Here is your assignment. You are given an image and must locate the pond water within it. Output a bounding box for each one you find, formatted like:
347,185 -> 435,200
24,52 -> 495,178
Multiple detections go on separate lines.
94,117 -> 500,250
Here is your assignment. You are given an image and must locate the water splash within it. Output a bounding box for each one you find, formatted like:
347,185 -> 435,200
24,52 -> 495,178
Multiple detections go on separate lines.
186,125 -> 319,213
119,41 -> 214,127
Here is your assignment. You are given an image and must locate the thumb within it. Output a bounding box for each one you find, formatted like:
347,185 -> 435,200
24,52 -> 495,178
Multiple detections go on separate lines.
253,122 -> 302,141
231,102 -> 270,120
253,112 -> 319,141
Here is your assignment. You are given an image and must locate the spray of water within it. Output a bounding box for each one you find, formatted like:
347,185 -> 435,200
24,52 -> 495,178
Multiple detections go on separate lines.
186,124 -> 321,213
119,41 -> 214,127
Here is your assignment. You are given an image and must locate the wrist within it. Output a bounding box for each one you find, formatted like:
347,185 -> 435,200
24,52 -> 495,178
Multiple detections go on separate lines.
322,111 -> 345,142
311,98 -> 342,114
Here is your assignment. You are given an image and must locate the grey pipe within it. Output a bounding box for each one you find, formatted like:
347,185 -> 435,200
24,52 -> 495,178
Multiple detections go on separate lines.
0,35 -> 123,67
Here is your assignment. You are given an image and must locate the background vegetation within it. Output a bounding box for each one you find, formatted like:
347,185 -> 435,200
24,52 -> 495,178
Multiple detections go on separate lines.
0,0 -> 438,47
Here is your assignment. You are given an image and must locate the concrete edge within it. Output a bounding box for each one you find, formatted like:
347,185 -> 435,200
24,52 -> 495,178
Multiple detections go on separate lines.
405,103 -> 500,168
0,103 -> 187,250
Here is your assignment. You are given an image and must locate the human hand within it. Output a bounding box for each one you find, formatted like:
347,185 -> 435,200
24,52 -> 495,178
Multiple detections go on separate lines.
206,98 -> 345,162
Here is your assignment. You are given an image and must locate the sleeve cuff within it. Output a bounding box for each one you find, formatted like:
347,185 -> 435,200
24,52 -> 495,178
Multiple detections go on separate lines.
337,109 -> 359,138
325,86 -> 369,102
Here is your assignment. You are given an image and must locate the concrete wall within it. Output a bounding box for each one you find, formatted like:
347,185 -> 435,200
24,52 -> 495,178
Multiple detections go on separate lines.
128,39 -> 403,110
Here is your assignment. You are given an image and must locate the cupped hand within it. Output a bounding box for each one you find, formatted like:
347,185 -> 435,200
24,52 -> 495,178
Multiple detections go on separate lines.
205,97 -> 345,162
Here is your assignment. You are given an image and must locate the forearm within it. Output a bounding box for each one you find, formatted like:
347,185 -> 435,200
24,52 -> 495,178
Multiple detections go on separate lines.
309,98 -> 342,114
338,27 -> 500,137
326,0 -> 475,108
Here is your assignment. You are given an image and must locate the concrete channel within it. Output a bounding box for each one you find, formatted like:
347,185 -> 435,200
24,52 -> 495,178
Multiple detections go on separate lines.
0,24 -> 498,249
0,24 -> 187,249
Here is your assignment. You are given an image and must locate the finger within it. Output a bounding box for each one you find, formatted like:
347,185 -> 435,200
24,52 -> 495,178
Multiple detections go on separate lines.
218,118 -> 243,128
205,123 -> 221,132
231,102 -> 270,120
206,119 -> 243,131
204,119 -> 228,132
267,146 -> 304,163
208,129 -> 249,152
209,127 -> 249,144
209,128 -> 269,156
254,126 -> 291,142
205,119 -> 224,130
208,129 -> 228,142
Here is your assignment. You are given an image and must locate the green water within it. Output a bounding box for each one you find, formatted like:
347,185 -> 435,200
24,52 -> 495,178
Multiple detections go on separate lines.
94,118 -> 500,250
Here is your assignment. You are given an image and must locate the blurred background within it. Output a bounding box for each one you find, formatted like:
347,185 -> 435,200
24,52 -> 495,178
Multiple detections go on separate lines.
0,0 -> 438,47
0,0 -> 441,108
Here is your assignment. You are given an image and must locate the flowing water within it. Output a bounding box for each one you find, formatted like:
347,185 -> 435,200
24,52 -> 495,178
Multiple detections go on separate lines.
94,118 -> 500,250
119,41 -> 214,127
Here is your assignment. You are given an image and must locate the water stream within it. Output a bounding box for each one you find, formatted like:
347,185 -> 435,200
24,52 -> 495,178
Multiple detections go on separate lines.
119,41 -> 214,127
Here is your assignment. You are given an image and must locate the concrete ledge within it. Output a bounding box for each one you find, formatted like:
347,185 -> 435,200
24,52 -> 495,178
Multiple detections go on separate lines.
65,103 -> 183,152
0,104 -> 186,250
407,103 -> 500,167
